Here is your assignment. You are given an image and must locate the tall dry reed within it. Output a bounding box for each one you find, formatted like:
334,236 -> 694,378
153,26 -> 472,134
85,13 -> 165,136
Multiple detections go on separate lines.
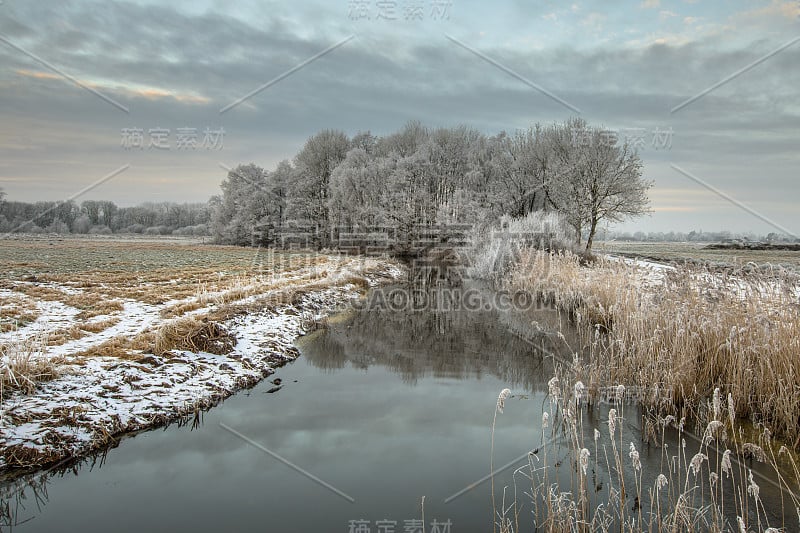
509,250 -> 800,444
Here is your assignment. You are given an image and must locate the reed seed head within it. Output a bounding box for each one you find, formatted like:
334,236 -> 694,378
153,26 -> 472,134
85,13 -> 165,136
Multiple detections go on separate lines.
737,516 -> 746,533
496,388 -> 511,413
629,442 -> 641,471
616,384 -> 625,403
689,452 -> 707,476
721,449 -> 733,478
608,408 -> 617,435
579,448 -> 590,475
747,469 -> 760,502
547,377 -> 560,400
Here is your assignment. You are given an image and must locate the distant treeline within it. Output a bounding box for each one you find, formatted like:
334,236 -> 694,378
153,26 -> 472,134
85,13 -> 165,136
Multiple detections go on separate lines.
605,230 -> 798,243
0,197 -> 211,236
210,119 -> 651,254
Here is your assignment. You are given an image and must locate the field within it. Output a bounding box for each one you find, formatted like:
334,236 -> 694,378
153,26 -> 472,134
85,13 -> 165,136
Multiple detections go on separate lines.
597,240 -> 800,270
0,235 -> 402,470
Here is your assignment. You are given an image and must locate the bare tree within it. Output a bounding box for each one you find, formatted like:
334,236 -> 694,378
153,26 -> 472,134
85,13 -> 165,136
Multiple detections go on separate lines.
545,118 -> 652,253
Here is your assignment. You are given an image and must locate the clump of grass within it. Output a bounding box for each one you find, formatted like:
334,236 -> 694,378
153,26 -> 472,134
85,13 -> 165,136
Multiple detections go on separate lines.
78,317 -> 120,334
339,275 -> 371,291
0,295 -> 40,332
510,250 -> 800,444
44,317 -> 122,346
152,317 -> 237,356
0,335 -> 62,400
9,284 -> 125,320
72,335 -> 149,360
74,299 -> 125,320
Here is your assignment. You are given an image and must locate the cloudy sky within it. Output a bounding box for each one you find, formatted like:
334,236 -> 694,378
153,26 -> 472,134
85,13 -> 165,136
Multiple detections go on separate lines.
0,0 -> 798,234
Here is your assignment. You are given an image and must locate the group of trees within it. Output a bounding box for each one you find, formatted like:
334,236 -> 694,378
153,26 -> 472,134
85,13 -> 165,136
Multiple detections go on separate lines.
0,118 -> 653,251
0,196 -> 211,236
211,118 -> 652,253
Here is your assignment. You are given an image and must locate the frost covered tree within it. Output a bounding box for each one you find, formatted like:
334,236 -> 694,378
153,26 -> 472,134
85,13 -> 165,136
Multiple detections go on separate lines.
291,129 -> 350,247
544,118 -> 651,253
329,148 -> 388,230
211,163 -> 273,245
489,127 -> 553,217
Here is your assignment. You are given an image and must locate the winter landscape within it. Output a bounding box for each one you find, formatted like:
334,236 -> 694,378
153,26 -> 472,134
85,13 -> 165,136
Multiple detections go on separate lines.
2,1 -> 799,532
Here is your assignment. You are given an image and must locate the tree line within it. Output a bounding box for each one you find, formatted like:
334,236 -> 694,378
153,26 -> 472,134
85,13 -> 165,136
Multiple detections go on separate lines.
211,118 -> 652,254
0,194 -> 210,236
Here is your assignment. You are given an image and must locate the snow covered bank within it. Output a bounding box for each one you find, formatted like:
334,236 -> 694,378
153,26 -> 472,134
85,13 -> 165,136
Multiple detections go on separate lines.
0,258 -> 404,471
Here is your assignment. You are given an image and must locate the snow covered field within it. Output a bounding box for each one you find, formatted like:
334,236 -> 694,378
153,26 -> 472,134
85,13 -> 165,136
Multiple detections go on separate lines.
0,237 -> 404,470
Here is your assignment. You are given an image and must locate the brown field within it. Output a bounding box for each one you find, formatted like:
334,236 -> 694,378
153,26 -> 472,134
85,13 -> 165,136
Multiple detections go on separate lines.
0,235 -> 386,396
597,240 -> 800,269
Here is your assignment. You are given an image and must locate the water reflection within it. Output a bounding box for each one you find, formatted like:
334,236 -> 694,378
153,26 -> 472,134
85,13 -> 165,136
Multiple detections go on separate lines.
302,283 -> 577,389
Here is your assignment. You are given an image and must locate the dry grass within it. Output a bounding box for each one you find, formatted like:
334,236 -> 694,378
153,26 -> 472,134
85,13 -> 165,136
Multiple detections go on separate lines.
1,238 -> 391,399
44,317 -> 122,346
0,293 -> 41,332
152,317 -> 236,356
598,240 -> 800,270
8,284 -> 125,320
1,335 -> 62,400
78,317 -> 121,334
510,250 -> 800,445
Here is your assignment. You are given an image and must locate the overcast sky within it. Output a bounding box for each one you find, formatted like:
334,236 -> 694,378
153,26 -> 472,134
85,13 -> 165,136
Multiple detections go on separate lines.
0,0 -> 798,234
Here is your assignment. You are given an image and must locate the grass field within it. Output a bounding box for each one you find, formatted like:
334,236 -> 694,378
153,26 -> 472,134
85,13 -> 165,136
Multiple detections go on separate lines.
597,241 -> 800,270
0,235 -> 402,470
0,235 -> 326,347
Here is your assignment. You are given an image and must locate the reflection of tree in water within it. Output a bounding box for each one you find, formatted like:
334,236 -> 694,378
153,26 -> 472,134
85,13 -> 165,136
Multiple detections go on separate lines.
1,428 -> 166,529
0,455 -> 88,530
301,284 -> 581,390
1,470 -> 50,530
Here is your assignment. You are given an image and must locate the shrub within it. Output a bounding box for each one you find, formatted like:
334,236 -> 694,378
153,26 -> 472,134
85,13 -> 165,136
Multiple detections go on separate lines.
467,211 -> 577,280
144,225 -> 170,235
123,223 -> 146,234
88,225 -> 112,235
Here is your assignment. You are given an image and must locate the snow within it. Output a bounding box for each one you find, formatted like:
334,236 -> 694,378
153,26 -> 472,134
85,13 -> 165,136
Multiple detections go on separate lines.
0,290 -> 81,344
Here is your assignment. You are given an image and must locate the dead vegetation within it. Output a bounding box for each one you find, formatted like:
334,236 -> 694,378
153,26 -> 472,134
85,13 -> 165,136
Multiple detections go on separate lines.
44,317 -> 122,347
152,317 -> 236,356
1,336 -> 63,400
7,284 -> 125,319
510,250 -> 800,444
0,294 -> 40,332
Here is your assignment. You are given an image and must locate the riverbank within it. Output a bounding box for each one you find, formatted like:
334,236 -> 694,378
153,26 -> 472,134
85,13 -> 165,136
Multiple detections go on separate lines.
495,249 -> 800,531
508,249 -> 800,445
0,238 -> 404,471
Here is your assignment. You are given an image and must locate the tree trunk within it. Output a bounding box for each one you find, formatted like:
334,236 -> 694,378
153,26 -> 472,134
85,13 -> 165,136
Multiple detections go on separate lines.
585,218 -> 598,254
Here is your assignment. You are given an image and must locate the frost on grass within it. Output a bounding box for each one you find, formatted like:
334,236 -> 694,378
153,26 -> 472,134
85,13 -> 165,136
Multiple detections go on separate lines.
0,256 -> 404,470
